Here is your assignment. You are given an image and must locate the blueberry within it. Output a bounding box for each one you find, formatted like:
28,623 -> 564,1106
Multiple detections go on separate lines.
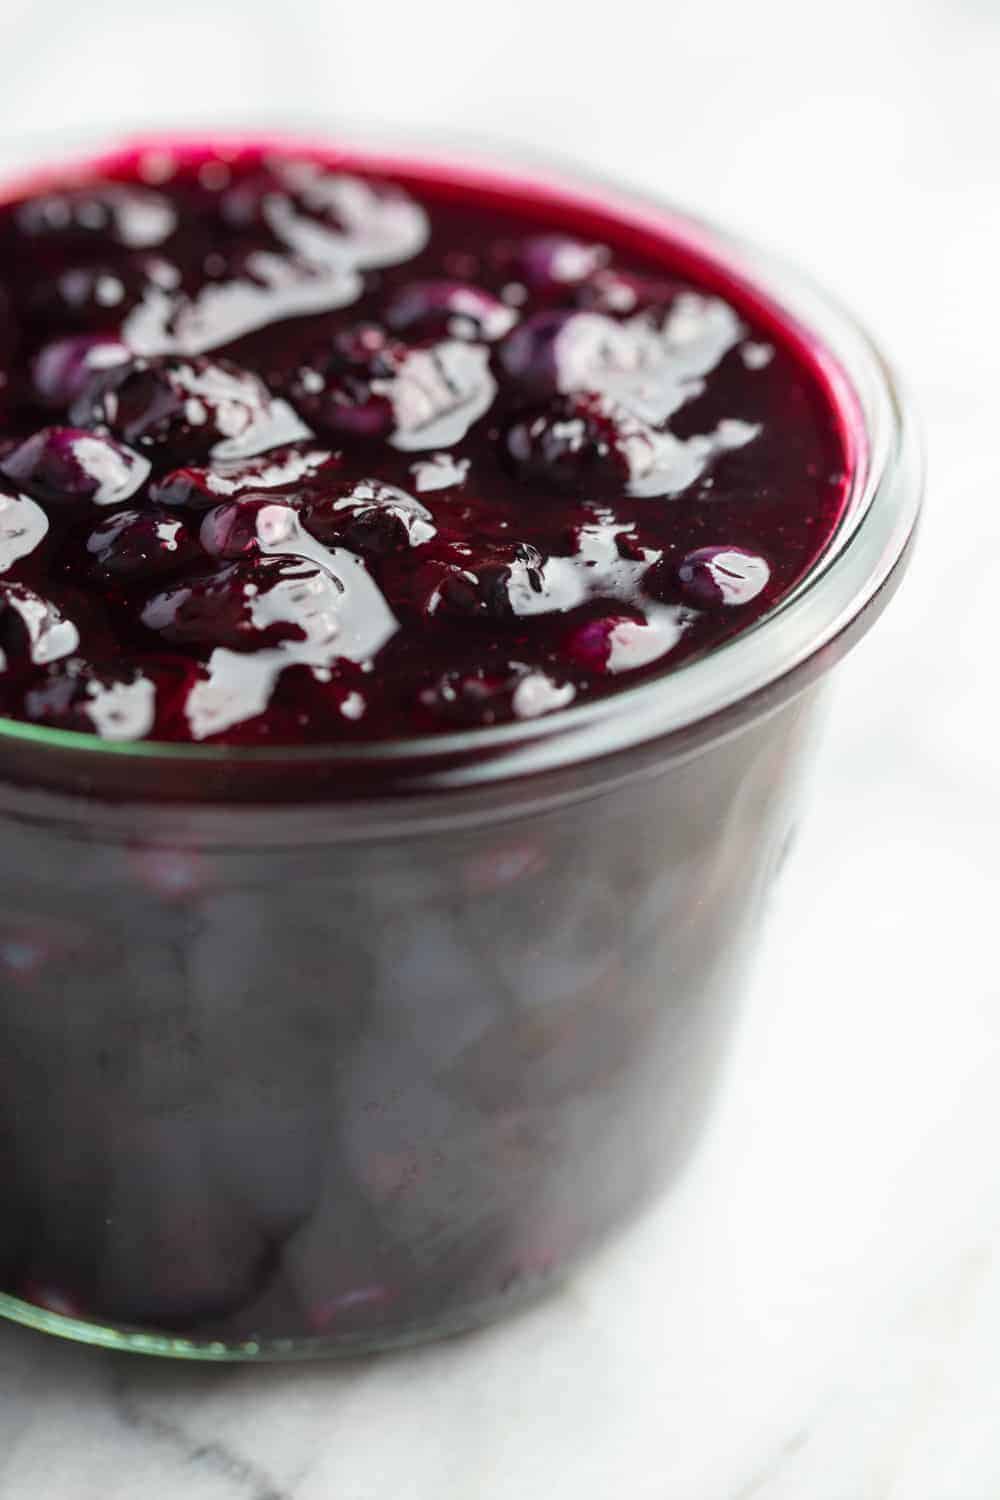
142,556 -> 344,652
501,301 -> 741,430
417,661 -> 577,726
512,235 -> 609,295
222,162 -> 429,270
497,309 -> 643,399
110,165 -> 426,356
0,489 -> 49,573
562,610 -> 641,673
0,427 -> 150,508
273,162 -> 429,268
497,309 -> 577,395
296,167 -> 430,268
288,331 -> 496,451
86,510 -> 200,583
674,545 -> 771,607
31,334 -> 130,410
21,655 -> 194,741
504,393 -> 630,495
0,581 -> 79,678
28,260 -> 161,332
71,354 -> 281,460
150,444 -> 338,511
563,605 -> 688,674
637,546 -> 679,601
217,168 -> 286,232
149,465 -> 220,512
331,323 -> 398,368
301,479 -> 436,557
285,325 -> 405,442
171,554 -> 397,738
384,280 -> 516,342
410,540 -> 564,621
15,184 -> 176,249
418,664 -> 534,725
199,498 -> 302,561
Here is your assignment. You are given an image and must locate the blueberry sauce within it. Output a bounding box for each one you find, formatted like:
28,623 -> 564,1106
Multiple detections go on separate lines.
0,142 -> 850,746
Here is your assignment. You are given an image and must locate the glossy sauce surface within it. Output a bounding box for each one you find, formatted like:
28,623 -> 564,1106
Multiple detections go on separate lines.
0,143 -> 849,745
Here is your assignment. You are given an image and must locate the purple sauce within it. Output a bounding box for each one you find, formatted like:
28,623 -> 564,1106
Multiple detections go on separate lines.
0,141 -> 850,746
0,142 -> 873,1349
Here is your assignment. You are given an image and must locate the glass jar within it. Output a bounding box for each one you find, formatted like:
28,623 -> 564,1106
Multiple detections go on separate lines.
0,131 -> 922,1360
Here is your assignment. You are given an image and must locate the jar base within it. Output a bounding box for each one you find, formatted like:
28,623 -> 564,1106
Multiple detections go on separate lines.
0,1269 -> 566,1362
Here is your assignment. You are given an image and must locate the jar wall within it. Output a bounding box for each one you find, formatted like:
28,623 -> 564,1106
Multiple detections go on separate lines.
0,683 -> 824,1356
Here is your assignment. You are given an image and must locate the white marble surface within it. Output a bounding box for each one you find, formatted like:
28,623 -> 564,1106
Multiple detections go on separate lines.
0,0 -> 998,1494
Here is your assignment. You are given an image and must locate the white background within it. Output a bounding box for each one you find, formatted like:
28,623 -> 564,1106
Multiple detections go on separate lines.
0,0 -> 998,1494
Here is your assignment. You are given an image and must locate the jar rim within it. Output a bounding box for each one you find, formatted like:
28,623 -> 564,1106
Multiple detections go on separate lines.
0,126 -> 923,803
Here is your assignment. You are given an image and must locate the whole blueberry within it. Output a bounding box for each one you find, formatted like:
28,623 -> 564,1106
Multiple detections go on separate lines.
513,235 -> 609,296
497,309 -> 577,396
199,498 -> 302,561
385,280 -> 516,342
0,582 -> 79,678
28,260 -> 162,331
31,335 -> 130,410
150,444 -> 338,512
410,541 -> 553,621
71,355 -> 277,460
285,325 -> 404,442
301,480 -> 436,557
674,546 -> 771,608
142,556 -> 342,652
504,393 -> 630,496
22,655 -> 195,741
86,510 -> 201,583
15,184 -> 176,249
0,427 -> 149,508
